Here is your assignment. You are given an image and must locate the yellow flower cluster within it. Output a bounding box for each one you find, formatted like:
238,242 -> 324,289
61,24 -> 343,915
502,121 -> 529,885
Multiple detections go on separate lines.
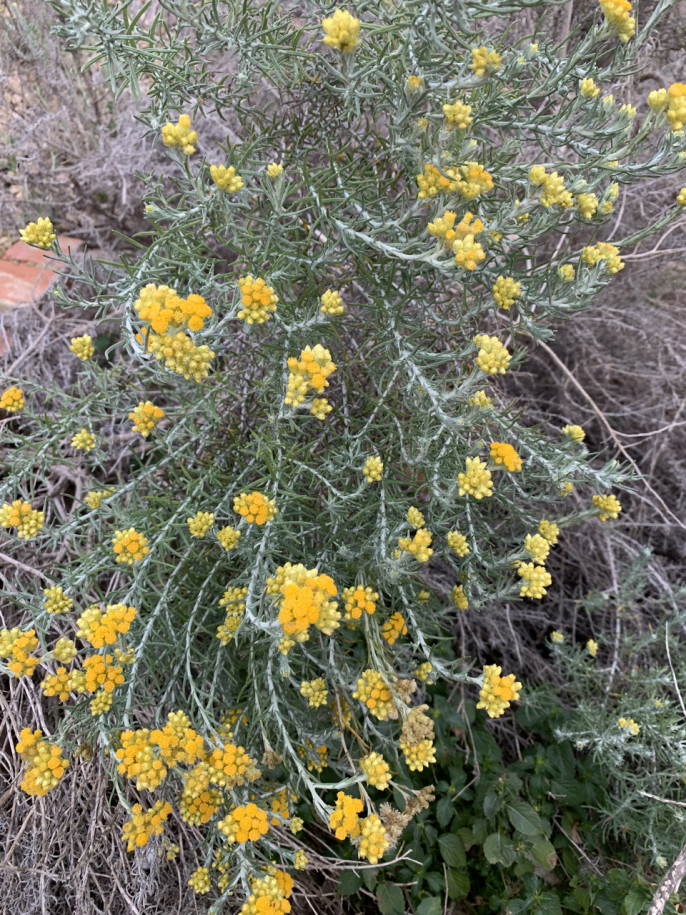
581,77 -> 600,98
458,456 -> 493,499
353,669 -> 397,720
469,389 -> 493,409
204,741 -> 258,789
576,192 -> 599,220
69,334 -> 95,360
16,728 -> 69,796
121,800 -> 173,851
145,329 -> 215,381
406,506 -> 424,528
471,46 -> 501,77
237,275 -> 279,324
443,100 -> 472,129
358,814 -> 389,864
524,533 -> 550,565
618,716 -> 639,735
517,562 -> 552,598
493,275 -> 522,309
241,871 -> 293,915
43,585 -> 73,615
342,584 -> 378,620
398,528 -> 433,562
71,429 -> 96,452
300,677 -> 328,707
473,334 -> 511,374
407,74 -> 423,91
217,525 -> 241,550
0,386 -> 24,412
267,563 -> 339,640
76,603 -> 136,648
490,441 -> 522,472
360,752 -> 391,789
0,500 -> 45,540
453,233 -> 485,270
593,493 -> 622,521
321,8 -> 360,53
188,867 -> 212,895
416,162 -> 493,200
285,344 -> 336,417
293,850 -> 308,870
129,401 -> 164,437
210,164 -> 243,192
538,520 -> 559,544
116,713 -> 204,790
161,114 -> 197,154
598,0 -> 635,42
363,455 -> 383,482
415,661 -> 434,682
219,803 -> 269,843
399,738 -> 437,771
664,84 -> 686,131
320,288 -> 345,315
558,263 -> 575,281
187,510 -> 214,537
82,653 -> 125,693
677,187 -> 686,207
20,217 -> 56,249
329,791 -> 363,839
452,585 -> 468,610
562,424 -> 585,442
85,489 -> 113,509
234,491 -> 277,525
382,611 -> 407,645
0,627 -> 40,677
135,283 -> 211,335
112,527 -> 149,564
217,585 -> 248,644
581,241 -> 624,274
529,165 -> 573,208
428,210 -> 484,249
477,665 -> 522,718
40,666 -> 80,701
53,638 -> 78,663
551,630 -> 564,644
447,530 -> 470,556
267,162 -> 284,178
179,784 -> 221,825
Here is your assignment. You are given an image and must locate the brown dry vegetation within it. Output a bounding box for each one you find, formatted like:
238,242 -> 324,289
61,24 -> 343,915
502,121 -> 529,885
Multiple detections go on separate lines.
0,0 -> 685,912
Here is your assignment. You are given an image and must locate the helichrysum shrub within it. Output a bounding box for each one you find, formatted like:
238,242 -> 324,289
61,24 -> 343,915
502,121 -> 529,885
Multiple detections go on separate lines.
2,0 -> 684,908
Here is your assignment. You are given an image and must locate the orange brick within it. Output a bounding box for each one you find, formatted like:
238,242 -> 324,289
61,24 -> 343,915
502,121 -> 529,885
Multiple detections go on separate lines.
0,262 -> 56,306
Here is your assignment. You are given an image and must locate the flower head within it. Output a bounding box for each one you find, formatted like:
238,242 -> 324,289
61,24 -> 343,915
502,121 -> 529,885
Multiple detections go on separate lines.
471,46 -> 501,77
517,562 -> 551,598
233,491 -> 277,525
112,528 -> 150,564
0,386 -> 24,412
477,664 -> 522,718
473,334 -> 511,374
69,334 -> 95,361
322,9 -> 360,53
20,217 -> 55,249
129,401 -> 164,437
562,424 -> 585,442
210,164 -> 243,192
458,456 -> 493,499
593,493 -> 622,521
1,500 -> 45,540
71,429 -> 96,452
161,114 -> 197,154
492,276 -> 521,309
363,455 -> 383,482
490,442 -> 522,471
